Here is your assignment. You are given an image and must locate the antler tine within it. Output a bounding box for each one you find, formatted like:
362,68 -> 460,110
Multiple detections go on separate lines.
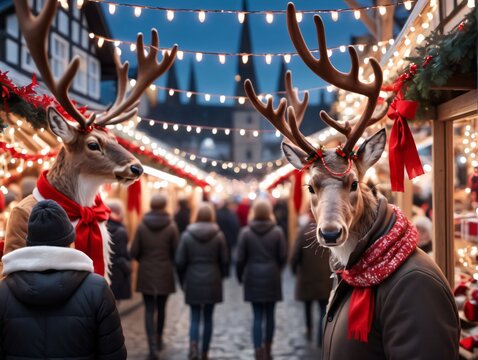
96,29 -> 178,125
285,71 -> 309,126
14,0 -> 89,128
244,79 -> 293,140
287,106 -> 316,154
286,2 -> 383,154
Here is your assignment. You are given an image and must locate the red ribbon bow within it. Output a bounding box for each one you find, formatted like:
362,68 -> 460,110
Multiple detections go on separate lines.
36,171 -> 111,275
387,92 -> 424,192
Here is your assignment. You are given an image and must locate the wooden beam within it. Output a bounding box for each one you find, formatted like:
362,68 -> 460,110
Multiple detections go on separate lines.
437,90 -> 478,122
432,120 -> 455,286
430,74 -> 477,91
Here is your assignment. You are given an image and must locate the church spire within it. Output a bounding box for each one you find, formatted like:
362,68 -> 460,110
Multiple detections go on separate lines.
165,62 -> 180,106
235,0 -> 257,99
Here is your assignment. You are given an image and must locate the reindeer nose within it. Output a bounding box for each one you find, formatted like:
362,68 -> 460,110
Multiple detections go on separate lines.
130,164 -> 143,177
319,228 -> 342,244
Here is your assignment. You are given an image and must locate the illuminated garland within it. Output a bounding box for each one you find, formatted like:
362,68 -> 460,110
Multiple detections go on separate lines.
0,141 -> 57,161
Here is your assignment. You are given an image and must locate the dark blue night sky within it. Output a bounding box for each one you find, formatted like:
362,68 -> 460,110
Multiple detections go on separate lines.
104,1 -> 378,105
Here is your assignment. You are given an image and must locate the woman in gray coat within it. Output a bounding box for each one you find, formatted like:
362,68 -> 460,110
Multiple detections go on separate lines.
130,194 -> 179,360
236,199 -> 287,360
291,213 -> 332,347
176,202 -> 229,360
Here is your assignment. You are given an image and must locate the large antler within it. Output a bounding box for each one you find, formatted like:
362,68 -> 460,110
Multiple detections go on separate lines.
286,2 -> 383,155
14,0 -> 177,129
244,70 -> 315,154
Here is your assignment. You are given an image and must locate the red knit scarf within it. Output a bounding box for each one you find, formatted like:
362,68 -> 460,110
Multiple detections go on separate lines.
340,206 -> 418,342
36,171 -> 111,275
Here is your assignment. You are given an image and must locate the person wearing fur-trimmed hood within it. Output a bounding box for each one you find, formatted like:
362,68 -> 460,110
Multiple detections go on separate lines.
0,199 -> 126,360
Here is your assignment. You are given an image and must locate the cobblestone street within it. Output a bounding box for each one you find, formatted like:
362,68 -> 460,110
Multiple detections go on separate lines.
121,270 -> 322,359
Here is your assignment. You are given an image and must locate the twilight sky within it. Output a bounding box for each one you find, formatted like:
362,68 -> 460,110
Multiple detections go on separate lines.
104,0 -> 387,106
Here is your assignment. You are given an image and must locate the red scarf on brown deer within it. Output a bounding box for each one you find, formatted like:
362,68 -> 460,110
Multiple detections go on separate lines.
36,171 -> 111,275
339,206 -> 418,342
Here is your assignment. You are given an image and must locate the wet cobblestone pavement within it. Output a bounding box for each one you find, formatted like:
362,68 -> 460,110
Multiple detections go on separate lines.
121,270 -> 322,359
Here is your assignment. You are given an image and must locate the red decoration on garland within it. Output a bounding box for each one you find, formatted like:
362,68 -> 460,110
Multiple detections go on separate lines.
387,91 -> 424,192
0,141 -> 57,161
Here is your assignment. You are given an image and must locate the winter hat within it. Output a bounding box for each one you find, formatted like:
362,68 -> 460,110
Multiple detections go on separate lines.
27,200 -> 75,247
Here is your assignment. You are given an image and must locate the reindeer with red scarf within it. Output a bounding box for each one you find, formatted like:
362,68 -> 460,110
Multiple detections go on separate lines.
2,0 -> 177,278
245,4 -> 459,359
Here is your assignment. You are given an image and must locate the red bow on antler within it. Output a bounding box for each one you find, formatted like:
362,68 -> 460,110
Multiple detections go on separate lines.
387,91 -> 424,192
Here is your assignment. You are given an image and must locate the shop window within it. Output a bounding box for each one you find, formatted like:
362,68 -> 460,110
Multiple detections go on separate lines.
58,10 -> 69,36
72,47 -> 87,94
50,33 -> 69,79
6,39 -> 18,65
6,15 -> 18,37
72,21 -> 80,44
88,57 -> 100,99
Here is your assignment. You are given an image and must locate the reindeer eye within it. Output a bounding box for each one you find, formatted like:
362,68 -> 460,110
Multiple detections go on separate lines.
87,142 -> 100,151
308,185 -> 315,194
350,181 -> 359,192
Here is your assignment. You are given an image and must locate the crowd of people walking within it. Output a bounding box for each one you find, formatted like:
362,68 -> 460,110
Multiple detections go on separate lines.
0,194 -> 333,360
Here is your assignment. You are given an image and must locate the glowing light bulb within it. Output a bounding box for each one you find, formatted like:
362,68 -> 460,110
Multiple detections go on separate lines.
404,1 -> 412,10
358,44 -> 364,52
378,6 -> 386,15
186,126 -> 192,132
205,94 -> 211,101
130,43 -> 136,52
177,51 -> 184,60
196,53 -> 203,62
331,11 -> 338,21
265,54 -> 272,64
76,0 -> 83,8
169,89 -> 174,96
219,54 -> 226,64
163,123 -> 168,130
186,92 -> 192,98
167,10 -> 174,21
238,97 -> 245,105
198,11 -> 206,23
97,37 -> 104,48
266,13 -> 274,24
212,128 -> 218,134
238,12 -> 245,24
225,129 -> 230,135
108,4 -> 116,14
196,127 -> 202,134
296,12 -> 303,22
354,10 -> 361,19
242,55 -> 248,64
134,7 -> 141,17
220,95 -> 226,103
173,124 -> 179,131
339,45 -> 346,53
149,84 -> 156,91
284,54 -> 291,63
468,0 -> 475,8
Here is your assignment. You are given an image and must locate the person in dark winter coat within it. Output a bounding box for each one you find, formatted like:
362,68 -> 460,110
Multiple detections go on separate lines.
216,199 -> 240,265
174,199 -> 191,234
0,199 -> 126,360
106,198 -> 132,302
236,199 -> 287,360
291,213 -> 332,347
176,202 -> 229,360
130,193 -> 179,359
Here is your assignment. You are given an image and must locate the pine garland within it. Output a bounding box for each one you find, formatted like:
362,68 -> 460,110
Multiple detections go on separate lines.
402,10 -> 477,108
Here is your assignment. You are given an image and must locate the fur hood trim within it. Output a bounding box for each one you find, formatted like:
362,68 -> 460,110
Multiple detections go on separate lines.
2,246 -> 94,275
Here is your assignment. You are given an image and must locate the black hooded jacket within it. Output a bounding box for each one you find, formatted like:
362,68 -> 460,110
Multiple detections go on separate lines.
0,246 -> 126,360
175,222 -> 229,305
130,210 -> 179,295
236,220 -> 287,302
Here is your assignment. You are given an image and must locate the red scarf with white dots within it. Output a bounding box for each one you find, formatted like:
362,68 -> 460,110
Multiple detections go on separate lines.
339,206 -> 418,342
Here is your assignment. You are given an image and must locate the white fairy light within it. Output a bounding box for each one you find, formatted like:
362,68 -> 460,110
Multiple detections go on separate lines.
186,92 -> 192,98
173,124 -> 179,131
266,13 -> 274,24
354,10 -> 361,20
115,47 -> 122,56
220,95 -> 226,103
186,126 -> 192,132
130,43 -> 136,52
212,128 -> 218,134
468,0 -> 475,8
134,7 -> 141,17
163,123 -> 168,130
378,6 -> 386,15
167,10 -> 174,21
265,54 -> 272,64
169,89 -> 174,96
238,97 -> 245,105
219,54 -> 226,64
331,11 -> 338,21
327,49 -> 332,58
196,53 -> 203,62
275,130 -> 280,137
358,44 -> 364,52
339,45 -> 346,53
198,11 -> 206,23
242,55 -> 249,64
296,12 -> 303,22
404,1 -> 412,10
149,120 -> 155,126
240,129 -> 246,136
284,54 -> 291,63
205,94 -> 211,101
238,12 -> 245,24
225,129 -> 230,135
253,130 -> 259,137
416,34 -> 425,44
196,127 -> 202,134
177,51 -> 184,60
97,37 -> 104,48
108,4 -> 116,14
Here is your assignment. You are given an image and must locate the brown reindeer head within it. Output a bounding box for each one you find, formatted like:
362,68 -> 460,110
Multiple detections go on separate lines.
14,0 -> 177,195
245,3 -> 389,261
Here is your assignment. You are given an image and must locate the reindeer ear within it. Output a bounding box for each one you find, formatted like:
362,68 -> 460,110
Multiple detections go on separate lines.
282,142 -> 308,170
47,107 -> 76,144
355,129 -> 386,174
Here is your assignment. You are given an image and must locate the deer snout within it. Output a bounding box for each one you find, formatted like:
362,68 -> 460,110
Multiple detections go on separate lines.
130,164 -> 143,177
318,226 -> 343,245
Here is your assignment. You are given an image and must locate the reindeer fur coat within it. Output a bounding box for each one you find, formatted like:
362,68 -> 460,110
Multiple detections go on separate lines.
322,200 -> 460,360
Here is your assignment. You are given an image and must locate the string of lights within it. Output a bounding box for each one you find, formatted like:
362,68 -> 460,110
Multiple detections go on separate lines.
93,33 -> 396,66
83,0 -> 414,23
